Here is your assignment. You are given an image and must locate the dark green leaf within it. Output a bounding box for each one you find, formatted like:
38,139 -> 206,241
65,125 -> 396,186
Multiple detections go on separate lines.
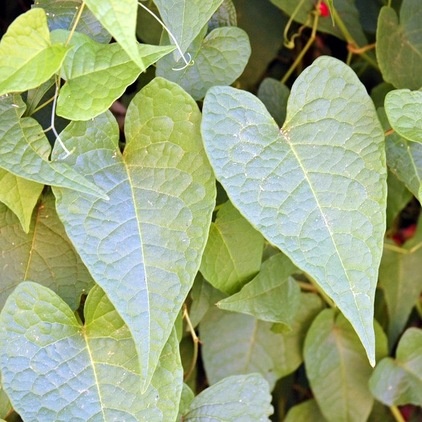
257,78 -> 290,127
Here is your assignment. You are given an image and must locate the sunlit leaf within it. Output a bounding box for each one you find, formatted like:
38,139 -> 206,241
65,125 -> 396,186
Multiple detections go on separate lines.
0,282 -> 183,420
0,8 -> 68,96
201,56 -> 387,366
52,78 -> 215,388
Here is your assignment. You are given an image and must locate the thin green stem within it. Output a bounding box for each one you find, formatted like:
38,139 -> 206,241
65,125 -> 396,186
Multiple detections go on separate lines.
390,406 -> 405,422
283,0 -> 308,48
183,304 -> 200,382
31,95 -> 55,115
66,1 -> 86,46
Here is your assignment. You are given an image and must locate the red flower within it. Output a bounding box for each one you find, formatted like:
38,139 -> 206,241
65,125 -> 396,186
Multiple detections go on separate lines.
319,2 -> 330,17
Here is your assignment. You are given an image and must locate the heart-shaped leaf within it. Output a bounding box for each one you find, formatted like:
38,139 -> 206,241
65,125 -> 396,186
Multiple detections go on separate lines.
385,89 -> 422,143
52,78 -> 215,388
376,0 -> 422,89
201,56 -> 387,366
0,94 -> 107,199
156,26 -> 251,100
153,0 -> 224,57
0,192 -> 94,311
52,29 -> 174,120
0,8 -> 68,96
183,374 -> 273,421
0,282 -> 183,421
369,328 -> 422,406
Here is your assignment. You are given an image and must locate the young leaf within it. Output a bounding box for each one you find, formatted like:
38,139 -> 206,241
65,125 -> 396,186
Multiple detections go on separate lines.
35,0 -> 111,43
0,8 -> 68,96
217,253 -> 301,326
153,0 -> 224,57
385,89 -> 422,143
201,56 -> 387,366
369,328 -> 422,406
84,0 -> 145,68
156,26 -> 251,100
52,30 -> 175,120
0,95 -> 107,199
0,192 -> 94,310
376,0 -> 422,89
379,225 -> 422,345
52,78 -> 215,389
304,309 -> 388,422
284,399 -> 326,422
0,169 -> 43,233
200,200 -> 264,295
200,293 -> 323,388
183,374 -> 273,421
0,282 -> 183,421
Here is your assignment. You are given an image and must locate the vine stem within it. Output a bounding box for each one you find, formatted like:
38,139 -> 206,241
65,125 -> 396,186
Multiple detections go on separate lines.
138,1 -> 193,70
66,0 -> 86,46
183,304 -> 201,382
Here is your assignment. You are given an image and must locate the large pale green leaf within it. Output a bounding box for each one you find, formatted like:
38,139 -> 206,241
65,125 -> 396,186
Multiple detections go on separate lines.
200,200 -> 264,295
0,95 -> 107,199
257,78 -> 290,127
0,282 -> 183,421
153,0 -> 224,57
376,0 -> 422,89
369,328 -> 422,406
84,0 -> 144,68
200,292 -> 323,388
201,56 -> 387,366
217,253 -> 300,326
183,374 -> 273,421
52,30 -> 174,120
0,169 -> 43,233
52,78 -> 215,388
379,224 -> 422,345
385,89 -> 422,143
304,309 -> 388,422
0,8 -> 68,96
270,0 -> 367,46
156,26 -> 251,100
34,0 -> 111,43
0,192 -> 94,311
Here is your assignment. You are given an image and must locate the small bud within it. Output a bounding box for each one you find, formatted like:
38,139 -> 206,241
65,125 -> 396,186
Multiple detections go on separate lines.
318,2 -> 330,17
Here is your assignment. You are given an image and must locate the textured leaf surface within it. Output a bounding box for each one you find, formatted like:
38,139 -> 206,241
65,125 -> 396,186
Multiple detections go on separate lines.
376,0 -> 422,89
379,225 -> 422,345
257,78 -> 290,127
385,89 -> 422,143
201,293 -> 323,388
52,30 -> 174,120
304,309 -> 387,422
200,200 -> 264,295
369,328 -> 422,406
217,253 -> 300,326
34,0 -> 111,43
0,193 -> 94,310
0,282 -> 183,421
156,26 -> 250,100
0,94 -> 107,199
208,0 -> 237,30
84,0 -> 144,68
52,78 -> 215,387
0,8 -> 68,96
153,0 -> 224,57
201,56 -> 387,366
0,169 -> 43,233
183,374 -> 273,421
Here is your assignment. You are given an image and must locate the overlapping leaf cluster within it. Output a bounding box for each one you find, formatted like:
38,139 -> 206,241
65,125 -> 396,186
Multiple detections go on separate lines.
0,0 -> 421,421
